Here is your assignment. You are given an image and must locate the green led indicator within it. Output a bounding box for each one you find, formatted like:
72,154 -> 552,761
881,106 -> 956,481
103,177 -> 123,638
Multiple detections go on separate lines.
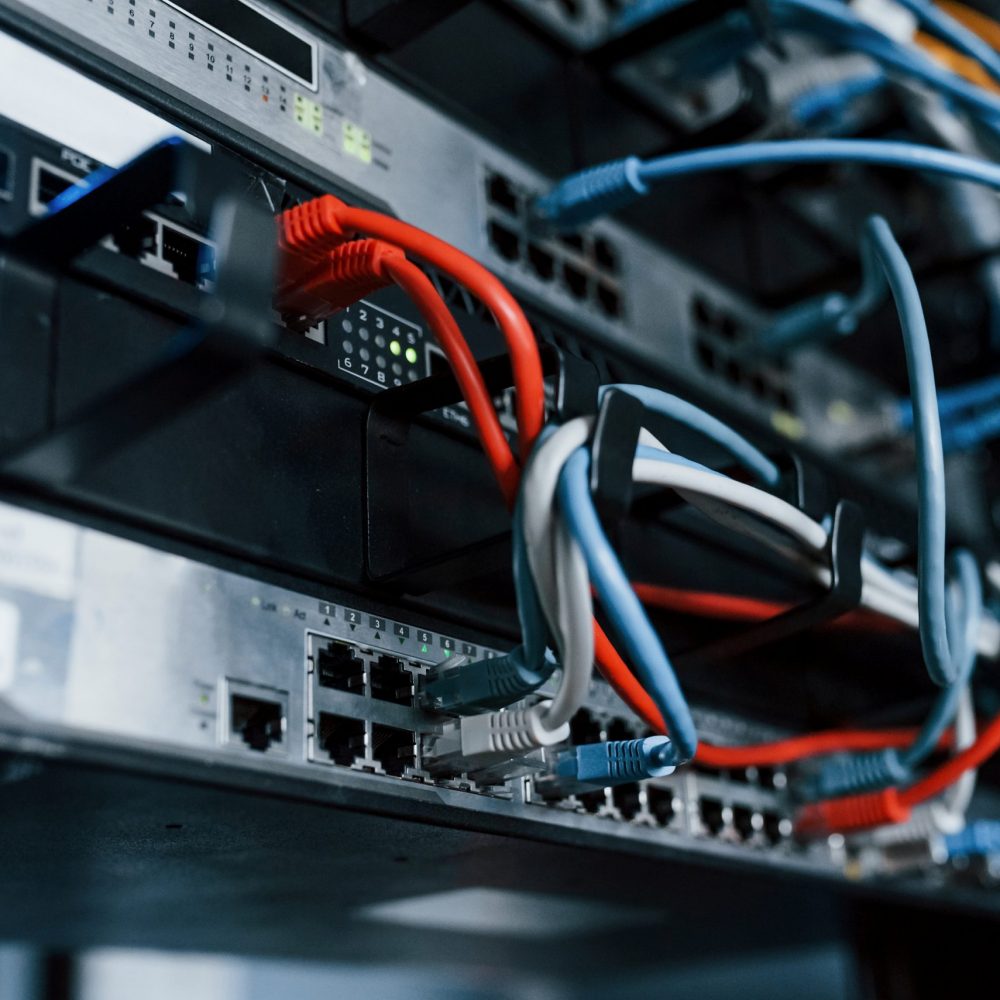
389,340 -> 402,356
420,643 -> 429,654
444,649 -> 452,658
405,347 -> 418,365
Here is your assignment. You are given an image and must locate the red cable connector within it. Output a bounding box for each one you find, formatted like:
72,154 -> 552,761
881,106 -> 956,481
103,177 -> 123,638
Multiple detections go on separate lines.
795,788 -> 912,838
275,238 -> 403,323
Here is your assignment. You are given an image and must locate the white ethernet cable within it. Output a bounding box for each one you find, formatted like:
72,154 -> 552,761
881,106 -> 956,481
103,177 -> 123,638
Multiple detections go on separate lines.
521,420 -> 1000,697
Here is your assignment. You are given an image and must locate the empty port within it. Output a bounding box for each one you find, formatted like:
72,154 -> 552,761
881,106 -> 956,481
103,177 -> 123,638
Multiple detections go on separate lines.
561,261 -> 588,300
593,236 -> 618,273
315,640 -> 365,694
578,789 -> 606,814
371,724 -> 416,777
0,147 -> 11,200
646,785 -> 675,827
527,242 -> 556,281
699,797 -> 726,836
691,295 -> 714,328
596,282 -> 621,318
230,694 -> 284,752
732,805 -> 757,842
318,712 -> 366,766
370,654 -> 413,706
606,717 -> 634,742
488,220 -> 520,262
569,708 -> 603,745
427,343 -> 451,378
726,768 -> 751,785
161,224 -> 214,285
559,232 -> 586,254
696,339 -> 718,372
110,215 -> 158,260
486,173 -> 519,214
34,163 -> 77,208
612,782 -> 642,821
718,314 -> 741,341
763,811 -> 785,846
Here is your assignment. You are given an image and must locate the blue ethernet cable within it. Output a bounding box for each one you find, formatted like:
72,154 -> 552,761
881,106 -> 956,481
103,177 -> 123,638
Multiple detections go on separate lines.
532,138 -> 1000,230
750,220 -> 885,357
866,215 -> 957,688
899,549 -> 982,771
424,496 -> 554,712
883,0 -> 1000,87
557,447 -> 698,764
599,383 -> 781,486
771,0 -> 1000,129
945,820 -> 1000,858
941,404 -> 1000,452
900,373 -> 1000,432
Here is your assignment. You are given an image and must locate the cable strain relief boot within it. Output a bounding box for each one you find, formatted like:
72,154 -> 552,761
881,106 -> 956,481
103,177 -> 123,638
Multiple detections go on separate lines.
944,820 -> 1000,859
795,787 -> 911,838
275,238 -> 405,323
560,736 -> 677,786
530,157 -> 647,231
460,703 -> 569,757
808,748 -> 910,800
276,194 -> 355,284
424,647 -> 554,713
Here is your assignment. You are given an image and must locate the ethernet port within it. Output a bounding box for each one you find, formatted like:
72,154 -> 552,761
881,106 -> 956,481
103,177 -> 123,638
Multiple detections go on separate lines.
110,215 -> 157,261
488,220 -> 520,262
612,782 -> 642,821
370,654 -> 413,706
230,694 -> 284,752
593,235 -> 619,273
34,163 -> 76,207
486,172 -> 519,214
371,724 -> 416,777
578,789 -> 606,814
606,717 -> 634,742
527,242 -> 555,281
162,224 -> 214,285
647,785 -> 675,827
315,639 -> 365,694
318,712 -> 366,766
596,282 -> 621,318
561,261 -> 589,300
569,708 -> 603,745
699,797 -> 726,836
763,812 -> 786,846
732,805 -> 757,842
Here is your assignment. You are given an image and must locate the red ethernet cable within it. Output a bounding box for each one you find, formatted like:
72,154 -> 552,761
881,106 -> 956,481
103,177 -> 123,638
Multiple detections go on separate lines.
274,236 -> 520,504
794,712 -> 1000,837
278,195 -> 545,463
277,197 -> 956,777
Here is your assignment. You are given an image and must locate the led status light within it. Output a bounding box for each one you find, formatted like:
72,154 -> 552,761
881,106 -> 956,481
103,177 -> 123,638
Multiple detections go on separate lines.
389,340 -> 402,356
405,347 -> 418,364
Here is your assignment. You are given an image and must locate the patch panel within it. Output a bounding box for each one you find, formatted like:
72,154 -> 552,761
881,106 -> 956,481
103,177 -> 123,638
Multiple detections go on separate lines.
484,167 -> 625,321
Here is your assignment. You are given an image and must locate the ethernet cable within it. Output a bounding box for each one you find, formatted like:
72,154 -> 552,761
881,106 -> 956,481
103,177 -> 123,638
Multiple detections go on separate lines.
278,195 -> 546,465
895,0 -> 1000,84
770,0 -> 1000,128
865,214 -> 960,686
809,547 -> 981,798
531,138 -> 1000,231
747,223 -> 885,357
899,372 -> 1000,432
